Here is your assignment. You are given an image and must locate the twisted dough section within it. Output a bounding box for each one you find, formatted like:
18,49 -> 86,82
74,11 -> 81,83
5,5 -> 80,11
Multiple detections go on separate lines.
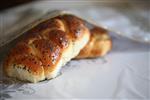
76,27 -> 112,59
4,15 -> 90,83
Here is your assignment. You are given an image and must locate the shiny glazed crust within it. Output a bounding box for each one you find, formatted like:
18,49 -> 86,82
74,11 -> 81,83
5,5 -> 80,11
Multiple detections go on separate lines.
76,27 -> 112,59
4,14 -> 90,83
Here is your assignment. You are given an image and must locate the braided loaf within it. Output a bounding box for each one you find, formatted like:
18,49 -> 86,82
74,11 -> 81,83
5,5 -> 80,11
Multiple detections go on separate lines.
4,15 -> 90,83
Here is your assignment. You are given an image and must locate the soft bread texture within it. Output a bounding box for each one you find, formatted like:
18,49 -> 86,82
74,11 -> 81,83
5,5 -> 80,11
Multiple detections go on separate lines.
4,15 -> 90,83
76,27 -> 112,59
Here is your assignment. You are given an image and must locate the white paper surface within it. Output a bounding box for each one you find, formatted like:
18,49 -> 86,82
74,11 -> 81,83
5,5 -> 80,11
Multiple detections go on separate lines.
0,1 -> 149,100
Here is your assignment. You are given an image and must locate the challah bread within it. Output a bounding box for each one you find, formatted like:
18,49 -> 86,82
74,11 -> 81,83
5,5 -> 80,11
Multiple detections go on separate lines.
76,27 -> 112,59
3,14 -> 90,83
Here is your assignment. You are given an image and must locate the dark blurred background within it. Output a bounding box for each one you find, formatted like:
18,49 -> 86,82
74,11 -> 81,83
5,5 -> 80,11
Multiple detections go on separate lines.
0,0 -> 34,11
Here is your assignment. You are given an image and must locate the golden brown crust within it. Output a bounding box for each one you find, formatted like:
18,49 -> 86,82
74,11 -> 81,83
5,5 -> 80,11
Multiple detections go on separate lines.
56,15 -> 86,40
32,39 -> 61,75
14,55 -> 43,75
4,14 -> 90,82
44,30 -> 69,49
76,27 -> 112,59
4,13 -> 112,82
4,42 -> 43,75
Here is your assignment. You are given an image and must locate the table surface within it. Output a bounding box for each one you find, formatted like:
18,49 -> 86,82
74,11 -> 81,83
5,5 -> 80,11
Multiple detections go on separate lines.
0,1 -> 149,100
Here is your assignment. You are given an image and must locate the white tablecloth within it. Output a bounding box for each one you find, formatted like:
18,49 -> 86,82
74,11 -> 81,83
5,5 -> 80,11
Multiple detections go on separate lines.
0,1 -> 149,100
